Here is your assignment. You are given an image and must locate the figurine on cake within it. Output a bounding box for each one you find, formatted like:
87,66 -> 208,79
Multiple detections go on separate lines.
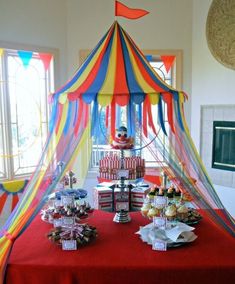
111,126 -> 134,150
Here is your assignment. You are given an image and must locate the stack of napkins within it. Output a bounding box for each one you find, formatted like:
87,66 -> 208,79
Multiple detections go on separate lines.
136,222 -> 197,247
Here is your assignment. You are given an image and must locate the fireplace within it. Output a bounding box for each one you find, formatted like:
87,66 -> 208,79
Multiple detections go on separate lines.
212,121 -> 235,171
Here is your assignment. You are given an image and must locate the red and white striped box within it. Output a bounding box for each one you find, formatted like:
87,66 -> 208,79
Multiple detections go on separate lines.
93,187 -> 113,212
97,202 -> 113,211
130,186 -> 150,210
131,201 -> 143,211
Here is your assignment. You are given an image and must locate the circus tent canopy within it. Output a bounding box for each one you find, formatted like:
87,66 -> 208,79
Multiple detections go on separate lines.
53,21 -> 186,106
50,21 -> 187,138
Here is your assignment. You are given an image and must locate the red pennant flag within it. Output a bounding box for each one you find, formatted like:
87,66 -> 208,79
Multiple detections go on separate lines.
115,1 -> 149,19
39,53 -> 53,71
160,55 -> 176,73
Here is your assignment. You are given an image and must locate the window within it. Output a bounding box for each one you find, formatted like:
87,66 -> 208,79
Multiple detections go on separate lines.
139,53 -> 178,167
79,49 -> 182,170
0,47 -> 55,180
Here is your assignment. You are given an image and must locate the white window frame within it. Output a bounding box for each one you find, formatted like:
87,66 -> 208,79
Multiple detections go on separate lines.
0,42 -> 59,181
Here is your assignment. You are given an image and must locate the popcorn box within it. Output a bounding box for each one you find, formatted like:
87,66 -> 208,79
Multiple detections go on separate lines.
97,201 -> 113,212
94,187 -> 113,202
131,186 -> 150,203
93,187 -> 114,212
131,201 -> 143,211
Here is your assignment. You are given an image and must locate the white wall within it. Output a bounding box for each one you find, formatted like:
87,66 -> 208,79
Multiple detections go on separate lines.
191,0 -> 235,150
0,0 -> 68,86
191,0 -> 235,214
66,0 -> 193,123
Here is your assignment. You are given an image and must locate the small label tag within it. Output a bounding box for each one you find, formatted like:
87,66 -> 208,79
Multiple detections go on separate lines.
154,196 -> 168,209
62,240 -> 77,250
117,169 -> 129,179
116,201 -> 129,211
61,196 -> 74,207
53,218 -> 62,227
153,216 -> 167,229
62,216 -> 75,226
152,239 -> 167,251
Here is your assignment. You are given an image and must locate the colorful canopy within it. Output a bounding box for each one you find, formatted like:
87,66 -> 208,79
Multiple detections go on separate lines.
53,21 -> 185,106
50,21 -> 187,139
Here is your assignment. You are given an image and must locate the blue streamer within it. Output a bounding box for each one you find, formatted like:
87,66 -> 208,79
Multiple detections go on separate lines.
63,101 -> 73,135
158,97 -> 167,136
137,103 -> 142,126
49,100 -> 58,133
127,101 -> 132,136
91,98 -> 99,137
116,105 -> 121,128
173,91 -> 184,131
126,99 -> 136,137
73,100 -> 78,127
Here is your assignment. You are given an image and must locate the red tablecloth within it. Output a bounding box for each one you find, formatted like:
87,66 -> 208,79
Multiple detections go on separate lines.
6,210 -> 235,284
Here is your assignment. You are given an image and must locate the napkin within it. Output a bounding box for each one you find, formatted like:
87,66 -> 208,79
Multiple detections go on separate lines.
136,222 -> 197,245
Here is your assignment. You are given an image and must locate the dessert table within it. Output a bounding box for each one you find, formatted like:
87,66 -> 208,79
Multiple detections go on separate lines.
6,210 -> 235,284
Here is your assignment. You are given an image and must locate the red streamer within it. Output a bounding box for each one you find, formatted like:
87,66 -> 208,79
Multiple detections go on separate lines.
11,195 -> 19,212
146,96 -> 157,135
83,103 -> 89,128
0,193 -> 8,215
74,98 -> 84,136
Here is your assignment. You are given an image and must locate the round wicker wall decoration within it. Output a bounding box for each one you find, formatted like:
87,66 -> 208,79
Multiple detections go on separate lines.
206,0 -> 235,70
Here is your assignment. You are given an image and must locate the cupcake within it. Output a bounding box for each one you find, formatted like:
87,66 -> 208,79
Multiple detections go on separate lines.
157,187 -> 165,196
141,203 -> 151,217
177,205 -> 188,220
165,204 -> 177,221
167,187 -> 174,199
174,188 -> 181,197
147,207 -> 159,218
147,187 -> 158,199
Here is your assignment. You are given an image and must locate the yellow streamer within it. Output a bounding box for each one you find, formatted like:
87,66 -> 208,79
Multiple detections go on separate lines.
148,93 -> 160,105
